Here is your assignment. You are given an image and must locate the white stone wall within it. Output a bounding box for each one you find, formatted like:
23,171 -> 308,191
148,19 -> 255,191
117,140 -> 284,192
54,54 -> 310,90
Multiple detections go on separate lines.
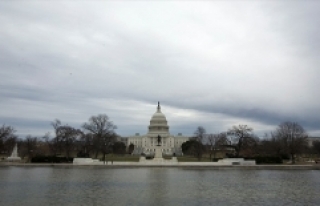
127,134 -> 189,155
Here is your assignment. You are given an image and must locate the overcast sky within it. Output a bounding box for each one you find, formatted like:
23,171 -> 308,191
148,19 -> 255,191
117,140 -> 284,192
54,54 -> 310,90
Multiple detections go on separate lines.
1,1 -> 320,138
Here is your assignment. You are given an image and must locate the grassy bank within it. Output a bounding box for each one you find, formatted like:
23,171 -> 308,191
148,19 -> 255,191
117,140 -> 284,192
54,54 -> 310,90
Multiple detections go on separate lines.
102,154 -> 139,162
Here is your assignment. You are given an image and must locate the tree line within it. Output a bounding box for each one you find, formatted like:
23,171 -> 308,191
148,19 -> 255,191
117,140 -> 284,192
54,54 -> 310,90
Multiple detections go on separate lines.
1,117 -> 320,164
0,114 -> 126,162
182,121 -> 319,164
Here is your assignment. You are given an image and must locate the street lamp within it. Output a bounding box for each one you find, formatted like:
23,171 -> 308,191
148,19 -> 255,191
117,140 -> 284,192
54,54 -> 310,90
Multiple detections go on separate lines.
104,142 -> 106,165
111,143 -> 114,165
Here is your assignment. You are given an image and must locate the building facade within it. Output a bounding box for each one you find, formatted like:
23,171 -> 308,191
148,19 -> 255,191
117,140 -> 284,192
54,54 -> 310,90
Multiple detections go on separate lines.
307,137 -> 320,147
127,102 -> 189,156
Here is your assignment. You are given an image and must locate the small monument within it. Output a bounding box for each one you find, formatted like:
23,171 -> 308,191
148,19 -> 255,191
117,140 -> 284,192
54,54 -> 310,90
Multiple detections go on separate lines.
7,143 -> 21,162
153,135 -> 164,161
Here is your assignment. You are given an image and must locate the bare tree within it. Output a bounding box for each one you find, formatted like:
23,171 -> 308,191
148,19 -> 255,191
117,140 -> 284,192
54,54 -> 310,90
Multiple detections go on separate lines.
49,120 -> 64,156
50,120 -> 82,160
207,133 -> 228,160
42,133 -> 57,156
57,125 -> 82,161
78,133 -> 94,157
19,136 -> 38,161
82,114 -> 117,160
0,125 -> 17,154
193,126 -> 206,160
270,132 -> 284,156
0,124 -> 16,139
227,125 -> 254,157
194,126 -> 206,143
259,132 -> 287,158
273,121 -> 308,164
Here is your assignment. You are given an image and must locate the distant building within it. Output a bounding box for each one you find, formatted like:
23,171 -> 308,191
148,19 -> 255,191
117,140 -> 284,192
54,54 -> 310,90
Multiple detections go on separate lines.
307,137 -> 320,147
125,102 -> 190,156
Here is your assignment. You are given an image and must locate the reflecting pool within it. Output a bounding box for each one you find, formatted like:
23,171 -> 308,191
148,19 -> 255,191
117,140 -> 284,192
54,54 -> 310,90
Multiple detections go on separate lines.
0,166 -> 319,205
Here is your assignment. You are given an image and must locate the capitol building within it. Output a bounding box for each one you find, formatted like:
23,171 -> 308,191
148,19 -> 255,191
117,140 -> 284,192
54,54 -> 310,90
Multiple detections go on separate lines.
127,102 -> 190,156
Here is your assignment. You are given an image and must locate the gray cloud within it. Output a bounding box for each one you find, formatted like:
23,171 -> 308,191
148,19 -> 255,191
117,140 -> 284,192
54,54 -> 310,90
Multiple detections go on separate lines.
1,1 -> 320,138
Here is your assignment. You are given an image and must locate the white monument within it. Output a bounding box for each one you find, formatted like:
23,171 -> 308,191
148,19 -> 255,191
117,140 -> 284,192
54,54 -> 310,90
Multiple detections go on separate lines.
7,143 -> 21,162
127,102 -> 190,156
153,135 -> 165,161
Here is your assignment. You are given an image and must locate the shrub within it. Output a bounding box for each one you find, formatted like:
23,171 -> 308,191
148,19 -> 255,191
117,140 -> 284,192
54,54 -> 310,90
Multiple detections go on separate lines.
77,151 -> 89,158
255,156 -> 283,164
31,156 -> 74,163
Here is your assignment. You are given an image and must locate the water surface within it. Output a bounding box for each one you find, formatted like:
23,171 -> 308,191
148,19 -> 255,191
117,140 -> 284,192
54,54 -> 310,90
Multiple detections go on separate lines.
0,166 -> 319,206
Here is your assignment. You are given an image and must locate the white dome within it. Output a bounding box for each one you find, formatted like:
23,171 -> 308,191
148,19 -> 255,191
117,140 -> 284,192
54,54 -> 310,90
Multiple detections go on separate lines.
151,111 -> 166,121
148,102 -> 169,135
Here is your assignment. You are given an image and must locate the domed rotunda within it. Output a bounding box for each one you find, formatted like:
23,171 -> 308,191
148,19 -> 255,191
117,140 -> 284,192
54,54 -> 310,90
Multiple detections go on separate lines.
127,102 -> 189,156
148,102 -> 169,135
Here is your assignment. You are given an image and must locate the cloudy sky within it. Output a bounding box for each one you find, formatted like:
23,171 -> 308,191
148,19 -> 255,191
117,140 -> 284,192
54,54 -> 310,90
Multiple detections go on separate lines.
1,1 -> 320,138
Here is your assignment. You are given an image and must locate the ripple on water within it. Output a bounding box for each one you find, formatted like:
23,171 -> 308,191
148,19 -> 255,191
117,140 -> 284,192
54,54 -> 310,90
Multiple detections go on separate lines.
0,167 -> 320,206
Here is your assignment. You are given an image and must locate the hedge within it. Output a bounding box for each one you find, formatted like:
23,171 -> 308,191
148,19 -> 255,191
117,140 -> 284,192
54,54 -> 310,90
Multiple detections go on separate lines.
255,156 -> 283,164
31,156 -> 74,163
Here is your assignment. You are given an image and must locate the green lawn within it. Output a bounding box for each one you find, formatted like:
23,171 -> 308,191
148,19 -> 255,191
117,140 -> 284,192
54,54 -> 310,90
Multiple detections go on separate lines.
102,154 -> 140,162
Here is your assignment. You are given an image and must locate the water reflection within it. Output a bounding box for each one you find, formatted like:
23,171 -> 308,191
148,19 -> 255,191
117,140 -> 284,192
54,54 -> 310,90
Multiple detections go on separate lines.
0,167 -> 319,206
146,168 -> 168,205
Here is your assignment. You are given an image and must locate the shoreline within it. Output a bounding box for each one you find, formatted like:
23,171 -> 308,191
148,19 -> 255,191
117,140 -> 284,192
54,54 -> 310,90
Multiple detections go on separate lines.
1,162 -> 320,170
